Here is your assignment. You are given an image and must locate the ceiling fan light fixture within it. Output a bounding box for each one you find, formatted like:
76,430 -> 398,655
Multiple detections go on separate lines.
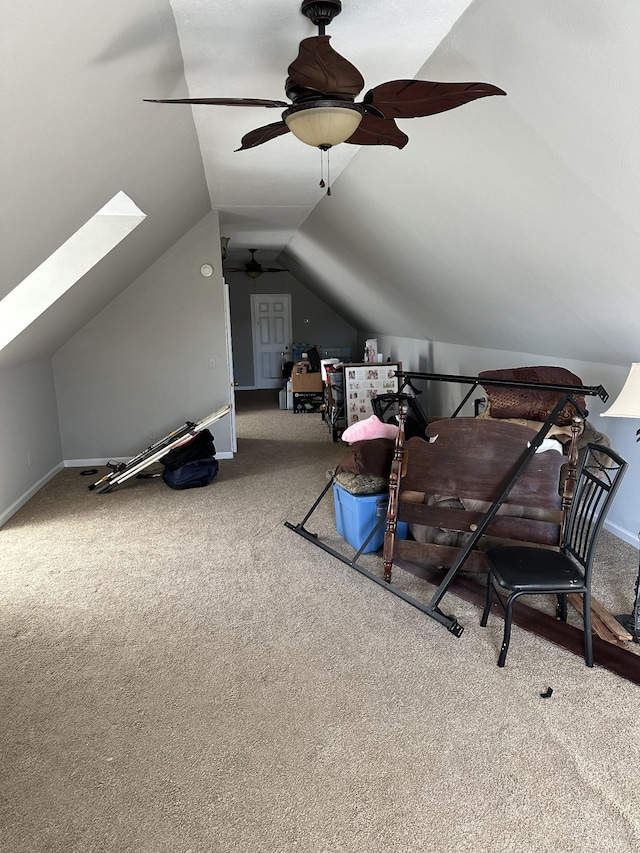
301,1 -> 342,32
284,102 -> 363,148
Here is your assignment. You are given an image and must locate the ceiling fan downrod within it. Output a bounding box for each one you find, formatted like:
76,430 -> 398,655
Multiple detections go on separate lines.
301,1 -> 342,35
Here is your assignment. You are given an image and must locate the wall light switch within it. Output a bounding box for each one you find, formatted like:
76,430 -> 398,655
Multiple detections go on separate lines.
208,357 -> 217,369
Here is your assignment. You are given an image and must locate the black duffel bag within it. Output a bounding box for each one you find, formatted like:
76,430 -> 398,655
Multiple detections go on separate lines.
159,429 -> 215,470
161,457 -> 219,490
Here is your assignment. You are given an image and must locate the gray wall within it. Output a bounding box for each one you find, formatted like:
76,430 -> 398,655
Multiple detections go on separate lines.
0,358 -> 63,526
284,0 -> 640,369
227,271 -> 358,388
1,0 -> 210,364
53,212 -> 233,460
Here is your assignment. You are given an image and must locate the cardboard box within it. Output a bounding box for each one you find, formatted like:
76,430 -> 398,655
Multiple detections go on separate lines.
291,362 -> 323,392
293,391 -> 324,414
333,484 -> 408,554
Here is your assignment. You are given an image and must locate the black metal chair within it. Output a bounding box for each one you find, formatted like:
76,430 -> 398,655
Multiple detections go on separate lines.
481,443 -> 628,667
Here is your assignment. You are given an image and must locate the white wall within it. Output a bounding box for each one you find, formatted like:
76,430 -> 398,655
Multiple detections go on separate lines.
53,211 -> 233,461
0,358 -> 63,526
369,333 -> 639,546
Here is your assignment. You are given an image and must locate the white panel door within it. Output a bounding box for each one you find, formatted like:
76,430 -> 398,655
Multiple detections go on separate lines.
250,294 -> 292,389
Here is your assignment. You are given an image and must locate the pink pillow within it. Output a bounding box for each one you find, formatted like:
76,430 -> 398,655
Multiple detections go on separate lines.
342,414 -> 398,443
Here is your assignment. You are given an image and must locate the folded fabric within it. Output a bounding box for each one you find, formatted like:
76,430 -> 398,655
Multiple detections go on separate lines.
330,470 -> 389,495
335,438 -> 395,478
342,414 -> 399,443
533,438 -> 564,454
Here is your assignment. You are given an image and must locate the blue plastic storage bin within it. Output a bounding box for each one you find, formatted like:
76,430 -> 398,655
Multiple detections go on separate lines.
332,483 -> 408,554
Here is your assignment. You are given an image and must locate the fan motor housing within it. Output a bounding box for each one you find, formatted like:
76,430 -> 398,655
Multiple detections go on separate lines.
301,1 -> 342,28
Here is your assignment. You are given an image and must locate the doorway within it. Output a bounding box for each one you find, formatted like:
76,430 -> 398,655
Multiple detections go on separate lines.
250,293 -> 292,389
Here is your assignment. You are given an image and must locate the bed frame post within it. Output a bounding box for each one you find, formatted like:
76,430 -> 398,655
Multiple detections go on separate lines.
383,401 -> 407,582
560,415 -> 584,540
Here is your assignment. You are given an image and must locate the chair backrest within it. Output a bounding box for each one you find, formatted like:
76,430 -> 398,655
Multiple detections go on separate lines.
563,443 -> 627,576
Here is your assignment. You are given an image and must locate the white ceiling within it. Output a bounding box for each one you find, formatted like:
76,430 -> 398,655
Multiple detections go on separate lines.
165,0 -> 475,261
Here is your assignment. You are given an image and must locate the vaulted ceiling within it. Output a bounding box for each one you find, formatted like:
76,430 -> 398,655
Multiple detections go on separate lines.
2,0 -> 639,369
167,0 -> 477,251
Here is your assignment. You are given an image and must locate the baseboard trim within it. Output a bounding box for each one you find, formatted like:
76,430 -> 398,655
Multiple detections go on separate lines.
604,520 -> 639,549
65,458 -> 129,467
234,386 -> 283,391
0,462 -> 64,528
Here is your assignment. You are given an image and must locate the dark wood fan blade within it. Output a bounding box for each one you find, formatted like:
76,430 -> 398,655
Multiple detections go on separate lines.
344,114 -> 408,149
236,121 -> 291,151
363,80 -> 506,120
288,36 -> 364,97
144,97 -> 288,107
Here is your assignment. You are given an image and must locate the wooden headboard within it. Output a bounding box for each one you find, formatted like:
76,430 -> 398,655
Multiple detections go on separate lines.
383,416 -> 577,582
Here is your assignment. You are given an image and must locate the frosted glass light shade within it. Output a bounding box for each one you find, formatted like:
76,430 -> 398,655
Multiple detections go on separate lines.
285,105 -> 363,147
601,363 -> 640,418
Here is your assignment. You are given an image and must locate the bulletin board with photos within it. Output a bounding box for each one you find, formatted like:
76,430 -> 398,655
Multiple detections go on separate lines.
343,362 -> 402,425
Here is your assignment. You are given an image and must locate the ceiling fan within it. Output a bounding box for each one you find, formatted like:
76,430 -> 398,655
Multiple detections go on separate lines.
224,249 -> 288,280
144,0 -> 506,155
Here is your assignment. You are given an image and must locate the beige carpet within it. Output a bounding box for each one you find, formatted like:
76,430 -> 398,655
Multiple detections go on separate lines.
1,389 -> 639,853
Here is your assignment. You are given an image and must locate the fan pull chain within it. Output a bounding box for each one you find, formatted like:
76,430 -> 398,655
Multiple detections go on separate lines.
318,146 -> 332,196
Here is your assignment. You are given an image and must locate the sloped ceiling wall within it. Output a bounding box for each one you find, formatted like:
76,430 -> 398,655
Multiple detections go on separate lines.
0,0 -> 210,367
2,0 -> 638,370
284,0 -> 640,367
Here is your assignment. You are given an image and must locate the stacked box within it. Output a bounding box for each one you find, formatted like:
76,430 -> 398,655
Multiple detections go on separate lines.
291,362 -> 323,392
293,391 -> 324,413
333,483 -> 408,554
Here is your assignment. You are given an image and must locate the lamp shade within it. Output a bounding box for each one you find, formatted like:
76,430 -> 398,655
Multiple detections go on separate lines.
284,104 -> 363,148
601,363 -> 640,418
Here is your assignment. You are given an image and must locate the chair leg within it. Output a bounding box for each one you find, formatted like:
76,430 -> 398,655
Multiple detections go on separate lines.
556,593 -> 568,621
498,594 -> 518,667
481,570 -> 494,627
582,590 -> 594,667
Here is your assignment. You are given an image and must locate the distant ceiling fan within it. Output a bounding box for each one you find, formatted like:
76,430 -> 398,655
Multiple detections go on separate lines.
144,0 -> 506,155
224,249 -> 288,280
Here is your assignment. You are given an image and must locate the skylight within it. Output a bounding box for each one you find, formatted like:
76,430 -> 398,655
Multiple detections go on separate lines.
0,191 -> 146,352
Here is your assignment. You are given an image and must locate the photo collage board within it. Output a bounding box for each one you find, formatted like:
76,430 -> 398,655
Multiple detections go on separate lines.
344,362 -> 402,425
